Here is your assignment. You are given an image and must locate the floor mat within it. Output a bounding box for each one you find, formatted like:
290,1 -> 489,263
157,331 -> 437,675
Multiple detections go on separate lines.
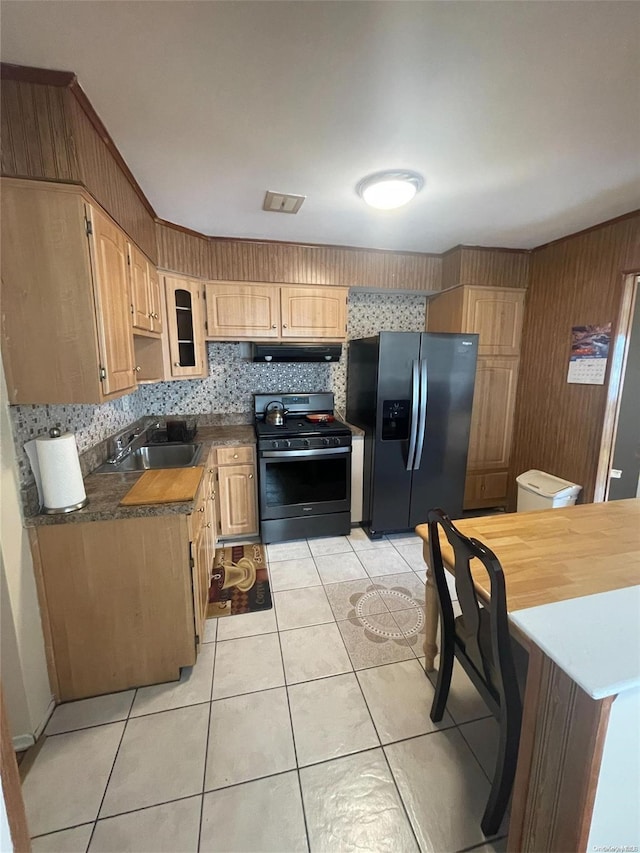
207,543 -> 272,619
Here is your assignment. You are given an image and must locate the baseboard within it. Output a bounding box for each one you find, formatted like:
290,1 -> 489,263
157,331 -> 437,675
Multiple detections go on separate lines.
34,697 -> 55,740
12,733 -> 35,752
13,697 -> 55,752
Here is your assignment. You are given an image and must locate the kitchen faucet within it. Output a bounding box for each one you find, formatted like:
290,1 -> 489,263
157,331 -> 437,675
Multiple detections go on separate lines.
106,427 -> 146,465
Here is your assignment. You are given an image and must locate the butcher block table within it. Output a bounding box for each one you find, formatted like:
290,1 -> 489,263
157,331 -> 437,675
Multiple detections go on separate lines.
415,499 -> 640,852
416,498 -> 640,669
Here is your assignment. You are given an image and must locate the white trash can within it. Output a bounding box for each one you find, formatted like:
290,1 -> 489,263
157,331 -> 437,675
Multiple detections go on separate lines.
516,470 -> 582,512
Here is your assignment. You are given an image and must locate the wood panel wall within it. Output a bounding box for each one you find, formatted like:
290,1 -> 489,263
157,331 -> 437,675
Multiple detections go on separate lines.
1,79 -> 78,181
1,75 -> 157,262
156,221 -> 209,279
209,238 -> 442,290
440,245 -> 530,290
509,214 -> 640,504
67,96 -> 157,261
458,247 -> 530,289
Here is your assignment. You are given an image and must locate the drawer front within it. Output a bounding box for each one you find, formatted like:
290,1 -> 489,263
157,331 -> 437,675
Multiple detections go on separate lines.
217,445 -> 254,466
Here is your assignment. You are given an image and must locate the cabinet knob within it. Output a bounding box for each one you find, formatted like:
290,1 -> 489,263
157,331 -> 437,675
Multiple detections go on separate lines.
272,324 -> 277,329
233,453 -> 239,459
153,313 -> 159,319
148,312 -> 153,318
205,522 -> 212,529
208,468 -> 215,474
198,506 -> 205,513
210,491 -> 216,499
174,362 -> 181,367
248,473 -> 254,479
134,365 -> 142,373
283,323 -> 288,328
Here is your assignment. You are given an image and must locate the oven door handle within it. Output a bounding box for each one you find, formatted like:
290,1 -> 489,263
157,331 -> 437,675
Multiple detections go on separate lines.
261,447 -> 351,459
406,358 -> 420,471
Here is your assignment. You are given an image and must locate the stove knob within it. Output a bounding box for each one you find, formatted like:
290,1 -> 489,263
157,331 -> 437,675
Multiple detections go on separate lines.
333,437 -> 341,446
284,439 -> 291,448
303,439 -> 310,447
322,438 -> 330,446
272,440 -> 279,449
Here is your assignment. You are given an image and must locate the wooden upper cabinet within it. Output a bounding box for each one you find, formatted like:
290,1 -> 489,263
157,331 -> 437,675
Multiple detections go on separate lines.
204,282 -> 348,341
129,243 -> 162,337
427,285 -> 525,356
148,266 -> 163,334
463,287 -> 525,356
280,286 -> 347,339
87,205 -> 137,397
129,242 -> 152,332
0,179 -> 136,404
205,283 -> 280,339
467,356 -> 519,470
164,274 -> 208,378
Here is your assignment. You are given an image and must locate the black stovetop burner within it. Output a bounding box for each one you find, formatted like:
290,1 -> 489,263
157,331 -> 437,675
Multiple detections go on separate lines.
255,417 -> 351,438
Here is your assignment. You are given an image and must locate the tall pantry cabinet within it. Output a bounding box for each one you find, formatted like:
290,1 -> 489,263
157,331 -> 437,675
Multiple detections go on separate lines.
426,285 -> 526,509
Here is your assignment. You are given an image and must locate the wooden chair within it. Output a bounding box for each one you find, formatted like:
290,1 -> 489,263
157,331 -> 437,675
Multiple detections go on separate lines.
427,508 -> 528,837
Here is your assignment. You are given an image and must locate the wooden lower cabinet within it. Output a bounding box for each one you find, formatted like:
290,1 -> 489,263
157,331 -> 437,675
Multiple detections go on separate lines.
216,445 -> 258,539
464,471 -> 509,509
30,472 -> 218,701
191,460 -> 218,645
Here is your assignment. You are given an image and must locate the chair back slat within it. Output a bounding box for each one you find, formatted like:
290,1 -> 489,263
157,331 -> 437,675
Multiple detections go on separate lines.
427,508 -> 520,709
426,507 -> 525,837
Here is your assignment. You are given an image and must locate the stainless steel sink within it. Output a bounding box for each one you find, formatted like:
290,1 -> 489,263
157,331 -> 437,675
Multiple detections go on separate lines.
95,443 -> 204,473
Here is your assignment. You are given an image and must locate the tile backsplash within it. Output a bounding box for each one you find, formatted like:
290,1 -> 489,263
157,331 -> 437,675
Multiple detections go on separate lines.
10,290 -> 426,487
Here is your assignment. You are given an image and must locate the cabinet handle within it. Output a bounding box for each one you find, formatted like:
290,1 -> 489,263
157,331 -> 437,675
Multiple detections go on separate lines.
134,365 -> 142,373
248,473 -> 254,479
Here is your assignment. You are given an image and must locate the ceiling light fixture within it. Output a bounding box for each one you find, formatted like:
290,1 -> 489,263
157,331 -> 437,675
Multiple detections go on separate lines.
356,170 -> 424,210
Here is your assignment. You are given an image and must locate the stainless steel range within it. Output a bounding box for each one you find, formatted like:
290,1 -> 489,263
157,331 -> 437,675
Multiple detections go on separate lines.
254,392 -> 352,543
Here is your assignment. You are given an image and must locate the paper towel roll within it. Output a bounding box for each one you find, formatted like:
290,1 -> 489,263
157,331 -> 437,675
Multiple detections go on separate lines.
31,431 -> 88,514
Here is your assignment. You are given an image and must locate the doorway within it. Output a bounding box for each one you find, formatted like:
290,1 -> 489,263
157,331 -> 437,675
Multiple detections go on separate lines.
596,273 -> 640,501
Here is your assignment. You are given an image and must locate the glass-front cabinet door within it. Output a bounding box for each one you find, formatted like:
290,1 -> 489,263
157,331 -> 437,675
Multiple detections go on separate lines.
164,275 -> 207,378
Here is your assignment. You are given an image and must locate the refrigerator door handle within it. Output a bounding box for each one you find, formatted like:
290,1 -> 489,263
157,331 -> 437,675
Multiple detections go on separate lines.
413,358 -> 428,470
406,359 -> 420,471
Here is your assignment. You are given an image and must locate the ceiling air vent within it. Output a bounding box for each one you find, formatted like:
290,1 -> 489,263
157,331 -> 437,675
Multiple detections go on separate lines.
263,190 -> 305,214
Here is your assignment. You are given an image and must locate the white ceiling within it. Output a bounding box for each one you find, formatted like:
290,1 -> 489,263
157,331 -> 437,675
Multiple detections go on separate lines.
2,1 -> 639,253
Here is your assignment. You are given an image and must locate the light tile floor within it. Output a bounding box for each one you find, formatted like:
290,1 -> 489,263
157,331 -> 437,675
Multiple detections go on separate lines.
24,530 -> 506,853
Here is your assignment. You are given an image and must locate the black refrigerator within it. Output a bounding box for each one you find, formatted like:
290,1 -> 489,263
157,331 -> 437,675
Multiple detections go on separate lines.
346,331 -> 478,537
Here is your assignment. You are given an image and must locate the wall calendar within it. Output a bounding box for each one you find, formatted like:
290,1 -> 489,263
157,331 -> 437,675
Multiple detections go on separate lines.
567,323 -> 612,385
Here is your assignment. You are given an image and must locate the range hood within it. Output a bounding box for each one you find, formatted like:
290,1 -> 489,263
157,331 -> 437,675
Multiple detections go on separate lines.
252,344 -> 342,363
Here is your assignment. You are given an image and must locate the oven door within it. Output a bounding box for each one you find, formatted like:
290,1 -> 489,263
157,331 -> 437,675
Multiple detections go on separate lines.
259,447 -> 351,520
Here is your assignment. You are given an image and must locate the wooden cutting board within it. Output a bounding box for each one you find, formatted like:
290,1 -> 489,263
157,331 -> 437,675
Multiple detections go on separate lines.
120,467 -> 204,506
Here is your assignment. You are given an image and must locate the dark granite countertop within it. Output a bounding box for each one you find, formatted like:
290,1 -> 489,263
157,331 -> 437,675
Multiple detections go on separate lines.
335,412 -> 365,438
25,423 -> 256,528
